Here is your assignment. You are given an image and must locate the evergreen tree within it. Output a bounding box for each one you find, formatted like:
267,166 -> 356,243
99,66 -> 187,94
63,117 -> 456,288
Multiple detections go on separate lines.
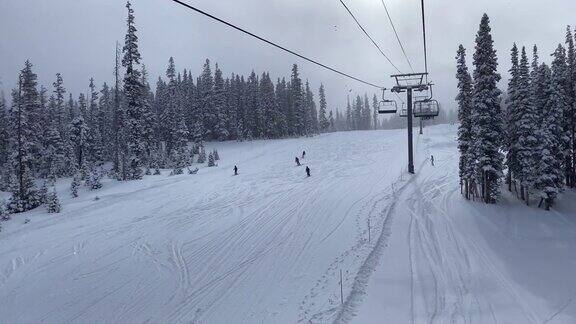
318,84 -> 329,132
362,94 -> 371,130
207,152 -> 215,167
564,26 -> 576,187
372,94 -> 379,130
470,14 -> 503,204
345,98 -> 352,131
303,81 -> 316,135
140,65 -> 157,166
274,78 -> 289,137
70,172 -> 81,198
7,61 -> 42,213
46,184 -> 61,213
456,44 -> 474,199
534,63 -> 564,209
122,1 -> 145,180
214,64 -> 229,140
290,64 -> 305,136
328,110 -> 335,132
550,45 -> 571,187
515,47 -> 540,204
198,59 -> 214,140
0,93 -> 10,167
69,104 -> 89,176
505,44 -> 521,192
197,146 -> 206,164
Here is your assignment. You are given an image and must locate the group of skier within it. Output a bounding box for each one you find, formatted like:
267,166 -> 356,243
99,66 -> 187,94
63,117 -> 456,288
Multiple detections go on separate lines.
234,150 -> 311,177
295,151 -> 310,177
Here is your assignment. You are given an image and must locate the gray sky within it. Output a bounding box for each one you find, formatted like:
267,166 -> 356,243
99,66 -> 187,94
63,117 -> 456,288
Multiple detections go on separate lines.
1,0 -> 575,112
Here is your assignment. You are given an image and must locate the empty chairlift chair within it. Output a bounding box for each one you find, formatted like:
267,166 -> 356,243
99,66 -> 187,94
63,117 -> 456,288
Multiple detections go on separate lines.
377,88 -> 398,114
399,102 -> 408,117
413,84 -> 440,119
413,99 -> 440,119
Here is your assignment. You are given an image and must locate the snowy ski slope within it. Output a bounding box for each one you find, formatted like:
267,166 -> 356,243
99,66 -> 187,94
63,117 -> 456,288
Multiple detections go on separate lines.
1,125 -> 576,323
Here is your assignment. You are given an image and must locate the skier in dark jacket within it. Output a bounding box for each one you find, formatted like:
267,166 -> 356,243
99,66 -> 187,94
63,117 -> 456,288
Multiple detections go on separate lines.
295,157 -> 301,166
302,150 -> 306,159
431,155 -> 435,166
306,166 -> 311,177
234,165 -> 238,175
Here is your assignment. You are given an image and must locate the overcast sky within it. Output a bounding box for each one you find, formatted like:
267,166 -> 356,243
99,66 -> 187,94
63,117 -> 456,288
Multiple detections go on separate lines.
1,0 -> 575,112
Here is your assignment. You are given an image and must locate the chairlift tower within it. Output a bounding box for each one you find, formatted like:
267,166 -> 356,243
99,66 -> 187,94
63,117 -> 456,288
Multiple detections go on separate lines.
390,73 -> 428,174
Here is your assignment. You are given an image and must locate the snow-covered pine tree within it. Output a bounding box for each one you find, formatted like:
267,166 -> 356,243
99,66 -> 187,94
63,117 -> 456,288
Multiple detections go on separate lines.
71,171 -> 81,198
214,64 -> 229,141
7,61 -> 42,213
361,94 -> 371,130
290,65 -> 305,136
318,84 -> 329,132
372,94 -> 379,130
52,73 -> 68,136
258,72 -> 275,138
533,63 -> 564,209
328,110 -> 335,132
0,200 -> 9,221
87,78 -> 104,166
140,65 -> 157,167
345,98 -> 352,131
0,93 -> 10,169
197,146 -> 206,164
550,45 -> 571,187
88,167 -> 103,190
504,44 -> 521,192
213,149 -> 220,161
207,152 -> 215,167
470,14 -> 503,204
274,78 -> 289,137
171,118 -> 189,175
46,184 -> 61,213
302,81 -> 314,136
122,1 -> 145,180
199,59 -> 214,140
515,47 -> 540,204
456,44 -> 474,199
69,106 -> 90,177
564,26 -> 576,187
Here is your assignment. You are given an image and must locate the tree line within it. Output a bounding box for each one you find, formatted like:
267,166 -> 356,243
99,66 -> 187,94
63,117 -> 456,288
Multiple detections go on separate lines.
0,1 -> 343,215
457,14 -> 576,210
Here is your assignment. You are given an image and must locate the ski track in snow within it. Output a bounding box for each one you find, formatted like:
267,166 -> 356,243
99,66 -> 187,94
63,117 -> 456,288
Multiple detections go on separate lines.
0,130 -> 408,324
2,125 -> 576,324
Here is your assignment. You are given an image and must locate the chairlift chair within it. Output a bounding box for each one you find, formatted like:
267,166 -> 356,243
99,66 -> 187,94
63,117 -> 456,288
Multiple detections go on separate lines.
399,103 -> 408,117
378,88 -> 398,114
413,99 -> 440,118
412,83 -> 440,119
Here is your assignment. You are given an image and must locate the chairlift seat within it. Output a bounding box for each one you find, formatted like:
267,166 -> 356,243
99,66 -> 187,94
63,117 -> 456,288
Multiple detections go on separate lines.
378,100 -> 398,114
413,99 -> 439,118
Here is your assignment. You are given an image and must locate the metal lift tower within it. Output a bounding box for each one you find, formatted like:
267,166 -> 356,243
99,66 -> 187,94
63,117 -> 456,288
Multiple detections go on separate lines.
390,73 -> 428,174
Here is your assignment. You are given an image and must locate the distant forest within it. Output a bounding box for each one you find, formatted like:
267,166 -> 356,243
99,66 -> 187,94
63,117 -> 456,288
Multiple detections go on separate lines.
0,1 -> 453,216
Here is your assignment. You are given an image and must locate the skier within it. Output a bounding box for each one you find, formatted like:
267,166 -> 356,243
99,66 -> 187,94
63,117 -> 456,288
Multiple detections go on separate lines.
295,157 -> 301,166
306,166 -> 311,177
234,165 -> 238,175
431,155 -> 435,166
302,150 -> 306,159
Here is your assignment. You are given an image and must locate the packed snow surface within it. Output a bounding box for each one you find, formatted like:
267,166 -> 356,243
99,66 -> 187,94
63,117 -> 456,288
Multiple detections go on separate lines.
1,124 -> 576,323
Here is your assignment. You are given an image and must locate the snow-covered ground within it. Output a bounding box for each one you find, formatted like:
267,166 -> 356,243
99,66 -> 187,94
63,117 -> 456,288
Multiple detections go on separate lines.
1,125 -> 575,323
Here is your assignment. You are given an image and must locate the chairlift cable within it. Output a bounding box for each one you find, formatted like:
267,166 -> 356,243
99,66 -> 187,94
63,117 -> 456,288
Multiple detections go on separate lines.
380,0 -> 414,72
167,0 -> 385,89
338,0 -> 402,73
